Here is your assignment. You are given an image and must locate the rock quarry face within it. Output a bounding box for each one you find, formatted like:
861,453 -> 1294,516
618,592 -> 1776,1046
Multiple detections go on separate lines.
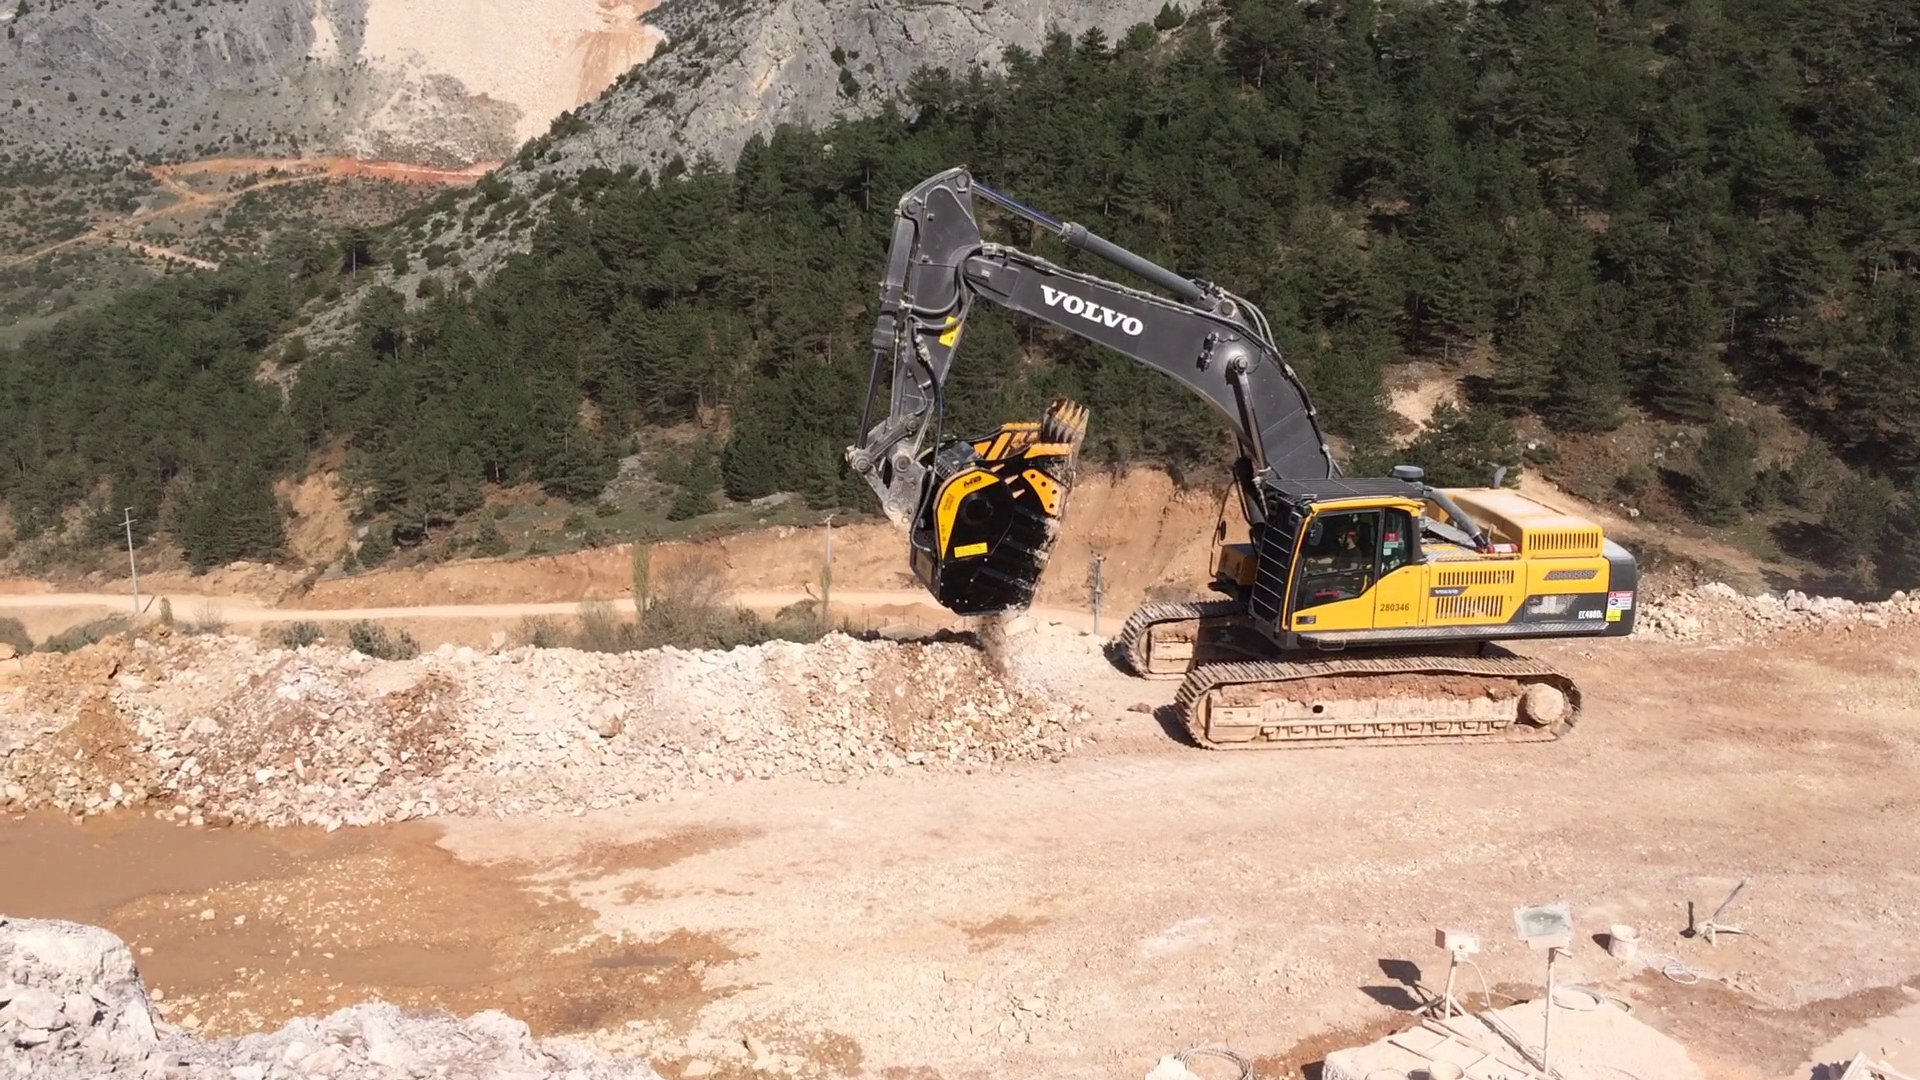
1,0 -> 656,167
3,0 -> 1164,170
542,0 -> 1170,177
0,917 -> 666,1080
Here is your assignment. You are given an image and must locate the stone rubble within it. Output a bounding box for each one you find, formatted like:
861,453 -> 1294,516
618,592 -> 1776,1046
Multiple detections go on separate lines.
0,917 -> 666,1080
1639,583 -> 1920,643
0,633 -> 1089,827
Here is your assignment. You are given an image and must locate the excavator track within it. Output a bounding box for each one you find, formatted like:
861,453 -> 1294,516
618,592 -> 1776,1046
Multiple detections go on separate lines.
1176,648 -> 1580,750
1115,599 -> 1260,679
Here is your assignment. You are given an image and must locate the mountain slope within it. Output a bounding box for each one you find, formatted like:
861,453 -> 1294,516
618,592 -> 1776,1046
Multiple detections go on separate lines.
542,0 -> 1171,177
0,0 -> 666,169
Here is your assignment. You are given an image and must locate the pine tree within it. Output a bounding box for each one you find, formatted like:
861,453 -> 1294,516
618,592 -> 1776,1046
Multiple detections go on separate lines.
1547,325 -> 1627,433
1687,421 -> 1758,526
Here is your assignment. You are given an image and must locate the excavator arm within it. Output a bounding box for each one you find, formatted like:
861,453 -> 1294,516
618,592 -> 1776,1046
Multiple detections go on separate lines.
846,168 -> 1349,615
850,167 -> 1337,527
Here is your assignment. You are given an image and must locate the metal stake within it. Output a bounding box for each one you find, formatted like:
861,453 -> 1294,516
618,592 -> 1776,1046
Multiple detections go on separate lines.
1543,945 -> 1564,1075
1091,553 -> 1105,636
122,508 -> 139,614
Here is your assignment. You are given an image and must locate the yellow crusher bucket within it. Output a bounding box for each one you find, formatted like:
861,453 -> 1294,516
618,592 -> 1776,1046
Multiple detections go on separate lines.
908,398 -> 1088,616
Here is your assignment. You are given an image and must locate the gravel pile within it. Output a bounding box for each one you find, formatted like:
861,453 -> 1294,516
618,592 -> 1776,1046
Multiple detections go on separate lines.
0,917 -> 667,1080
0,632 -> 1089,828
1640,582 -> 1920,643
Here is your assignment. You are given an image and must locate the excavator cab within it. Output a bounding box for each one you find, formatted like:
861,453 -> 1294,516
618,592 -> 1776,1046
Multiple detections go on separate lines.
906,398 -> 1088,615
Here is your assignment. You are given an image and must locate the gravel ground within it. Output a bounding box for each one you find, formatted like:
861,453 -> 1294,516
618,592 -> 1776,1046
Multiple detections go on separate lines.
0,633 -> 1088,828
6,584 -> 1920,1080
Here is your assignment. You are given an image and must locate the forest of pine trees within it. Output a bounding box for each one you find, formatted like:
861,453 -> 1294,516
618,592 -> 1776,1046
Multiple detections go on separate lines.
2,0 -> 1918,587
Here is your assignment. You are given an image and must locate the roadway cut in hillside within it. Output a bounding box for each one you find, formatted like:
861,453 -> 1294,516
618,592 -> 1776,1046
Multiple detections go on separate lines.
1,156 -> 498,274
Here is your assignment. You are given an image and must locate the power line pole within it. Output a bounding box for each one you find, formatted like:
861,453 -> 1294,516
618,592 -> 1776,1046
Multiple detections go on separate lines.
822,514 -> 836,626
121,507 -> 140,615
1090,553 -> 1106,637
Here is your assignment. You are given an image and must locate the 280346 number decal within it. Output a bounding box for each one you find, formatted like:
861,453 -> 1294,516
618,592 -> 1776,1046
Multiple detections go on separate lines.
1380,602 -> 1412,612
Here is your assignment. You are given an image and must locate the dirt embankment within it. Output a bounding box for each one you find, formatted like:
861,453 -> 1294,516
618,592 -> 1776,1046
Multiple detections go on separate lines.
294,470 -> 1227,613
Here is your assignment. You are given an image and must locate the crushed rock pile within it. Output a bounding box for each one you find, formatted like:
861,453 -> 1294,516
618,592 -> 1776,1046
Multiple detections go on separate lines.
0,917 -> 666,1080
1640,582 -> 1920,643
0,633 -> 1089,828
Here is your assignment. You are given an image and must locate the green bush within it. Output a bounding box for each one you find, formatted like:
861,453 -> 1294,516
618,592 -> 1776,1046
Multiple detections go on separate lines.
1400,403 -> 1523,489
0,616 -> 32,656
518,616 -> 565,649
474,519 -> 510,557
358,527 -> 394,568
41,616 -> 132,654
574,599 -> 628,653
347,621 -> 419,660
274,621 -> 324,649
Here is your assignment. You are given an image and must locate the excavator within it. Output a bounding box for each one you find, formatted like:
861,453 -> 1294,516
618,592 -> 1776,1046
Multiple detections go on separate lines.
846,167 -> 1638,749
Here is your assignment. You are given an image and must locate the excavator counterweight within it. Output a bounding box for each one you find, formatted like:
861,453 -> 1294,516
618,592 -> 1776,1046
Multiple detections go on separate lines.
847,168 -> 1637,749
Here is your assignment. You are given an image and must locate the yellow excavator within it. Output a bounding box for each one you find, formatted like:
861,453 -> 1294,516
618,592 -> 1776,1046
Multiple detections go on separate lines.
846,168 -> 1638,749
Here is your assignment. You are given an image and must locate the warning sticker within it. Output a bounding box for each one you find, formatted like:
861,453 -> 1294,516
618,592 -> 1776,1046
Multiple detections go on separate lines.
1607,591 -> 1635,610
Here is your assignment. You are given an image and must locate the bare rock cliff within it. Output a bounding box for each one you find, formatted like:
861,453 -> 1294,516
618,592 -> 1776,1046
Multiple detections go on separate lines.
541,0 -> 1169,178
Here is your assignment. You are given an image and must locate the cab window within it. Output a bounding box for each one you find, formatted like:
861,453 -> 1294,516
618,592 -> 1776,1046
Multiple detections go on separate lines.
1381,508 -> 1415,575
1294,510 -> 1380,611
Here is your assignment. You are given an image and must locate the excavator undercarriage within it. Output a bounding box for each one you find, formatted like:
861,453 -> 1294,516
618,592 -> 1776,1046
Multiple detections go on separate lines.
1115,601 -> 1578,749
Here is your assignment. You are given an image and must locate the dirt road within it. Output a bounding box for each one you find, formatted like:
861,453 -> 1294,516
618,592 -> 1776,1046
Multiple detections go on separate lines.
7,623 -> 1919,1079
0,155 -> 495,273
0,588 -> 1102,637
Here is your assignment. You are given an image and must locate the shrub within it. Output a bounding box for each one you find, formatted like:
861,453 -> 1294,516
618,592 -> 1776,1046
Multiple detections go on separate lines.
574,599 -> 628,653
347,621 -> 419,660
1400,403 -> 1523,489
274,621 -> 323,648
358,527 -> 394,568
0,616 -> 32,656
186,600 -> 227,636
41,616 -> 132,653
518,616 -> 565,649
474,519 -> 510,557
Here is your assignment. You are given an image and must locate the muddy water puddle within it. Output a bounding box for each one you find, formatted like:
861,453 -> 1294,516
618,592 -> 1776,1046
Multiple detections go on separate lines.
0,813 -> 738,1039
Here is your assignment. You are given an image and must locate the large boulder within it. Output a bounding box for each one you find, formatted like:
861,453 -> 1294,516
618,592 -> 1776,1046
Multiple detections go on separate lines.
0,917 -> 158,1067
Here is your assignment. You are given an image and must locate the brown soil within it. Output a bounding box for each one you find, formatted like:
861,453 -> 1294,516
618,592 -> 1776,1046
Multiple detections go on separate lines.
1627,973 -> 1920,1078
278,470 -> 354,567
0,813 -> 745,1040
290,470 -> 1225,617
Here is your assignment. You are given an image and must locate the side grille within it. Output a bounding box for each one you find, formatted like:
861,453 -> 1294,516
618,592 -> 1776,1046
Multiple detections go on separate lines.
1526,529 -> 1603,558
1434,594 -> 1506,621
1437,568 -> 1516,588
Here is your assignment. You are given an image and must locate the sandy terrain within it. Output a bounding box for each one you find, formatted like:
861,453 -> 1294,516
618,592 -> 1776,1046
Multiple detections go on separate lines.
6,619 -> 1920,1079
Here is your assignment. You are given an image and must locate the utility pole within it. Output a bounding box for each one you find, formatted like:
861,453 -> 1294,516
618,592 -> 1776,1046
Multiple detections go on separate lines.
1090,553 -> 1106,637
121,508 -> 140,614
822,514 -> 836,626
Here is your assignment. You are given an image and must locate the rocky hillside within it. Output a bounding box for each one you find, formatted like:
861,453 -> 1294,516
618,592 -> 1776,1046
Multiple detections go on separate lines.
0,0 -> 665,168
540,0 -> 1171,178
4,0 -> 1162,173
